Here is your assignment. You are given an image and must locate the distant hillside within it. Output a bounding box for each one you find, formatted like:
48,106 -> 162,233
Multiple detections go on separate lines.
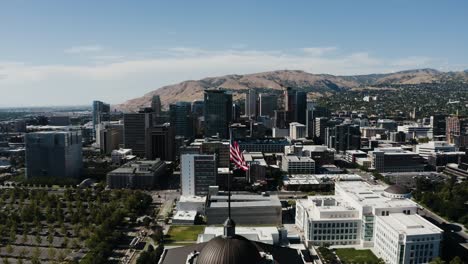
116,69 -> 468,112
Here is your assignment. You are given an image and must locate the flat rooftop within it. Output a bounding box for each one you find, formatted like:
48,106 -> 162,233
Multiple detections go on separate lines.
336,181 -> 418,209
200,226 -> 278,243
179,195 -> 207,203
209,194 -> 281,208
377,213 -> 443,236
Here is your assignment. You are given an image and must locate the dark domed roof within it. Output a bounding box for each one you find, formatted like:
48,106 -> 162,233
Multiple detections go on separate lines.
196,235 -> 263,264
384,185 -> 410,195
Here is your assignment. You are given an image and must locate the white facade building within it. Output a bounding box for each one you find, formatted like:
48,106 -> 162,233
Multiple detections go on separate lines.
398,124 -> 433,139
416,141 -> 456,159
289,122 -> 306,139
296,181 -> 443,264
282,155 -> 315,174
374,213 -> 442,264
180,154 -> 217,196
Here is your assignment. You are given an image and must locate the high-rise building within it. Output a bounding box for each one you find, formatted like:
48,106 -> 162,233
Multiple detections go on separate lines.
123,112 -> 153,157
181,154 -> 217,196
430,114 -> 447,137
191,100 -> 204,117
446,116 -> 468,147
258,93 -> 278,117
98,122 -> 124,154
92,100 -> 110,136
151,95 -> 162,116
245,89 -> 257,119
25,131 -> 82,179
145,123 -> 175,161
295,91 -> 307,124
204,90 -> 232,138
169,102 -> 193,138
274,110 -> 289,129
326,123 -> 361,153
232,103 -> 241,123
314,117 -> 341,144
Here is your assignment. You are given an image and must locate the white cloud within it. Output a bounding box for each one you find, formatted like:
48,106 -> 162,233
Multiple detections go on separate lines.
302,47 -> 337,56
0,47 -> 450,106
64,45 -> 103,54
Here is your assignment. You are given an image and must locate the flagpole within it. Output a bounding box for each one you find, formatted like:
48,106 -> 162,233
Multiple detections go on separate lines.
228,124 -> 232,220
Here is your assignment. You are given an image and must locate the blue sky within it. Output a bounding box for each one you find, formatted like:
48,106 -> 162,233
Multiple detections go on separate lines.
1,0 -> 467,106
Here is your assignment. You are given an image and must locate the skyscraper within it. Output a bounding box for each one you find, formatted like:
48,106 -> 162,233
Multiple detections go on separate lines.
259,93 -> 278,117
169,102 -> 193,138
245,89 -> 257,119
123,112 -> 153,157
204,90 -> 232,138
430,114 -> 447,137
283,87 -> 296,116
295,91 -> 307,124
146,123 -> 175,161
151,95 -> 162,116
326,123 -> 361,152
92,100 -> 110,136
25,131 -> 83,179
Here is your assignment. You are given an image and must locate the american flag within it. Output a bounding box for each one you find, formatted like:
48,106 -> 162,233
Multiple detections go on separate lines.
230,140 -> 249,171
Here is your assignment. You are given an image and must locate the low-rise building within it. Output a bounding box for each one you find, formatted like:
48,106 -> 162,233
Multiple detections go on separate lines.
172,210 -> 198,225
177,195 -> 207,214
345,150 -> 368,163
206,192 -> 282,225
370,147 -> 425,173
416,141 -> 457,159
106,159 -> 166,189
295,181 -> 443,264
281,155 -> 315,174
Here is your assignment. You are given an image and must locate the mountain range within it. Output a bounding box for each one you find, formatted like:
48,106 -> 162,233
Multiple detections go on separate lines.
116,68 -> 468,112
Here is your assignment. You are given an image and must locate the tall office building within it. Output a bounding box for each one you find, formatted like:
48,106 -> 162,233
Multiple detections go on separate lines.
92,100 -> 110,136
25,131 -> 82,179
151,95 -> 162,116
284,87 -> 297,122
169,102 -> 193,138
181,154 -> 217,196
314,117 -> 341,144
296,91 -> 307,124
259,93 -> 278,117
232,103 -> 241,123
123,112 -> 153,157
326,123 -> 361,152
274,110 -> 289,129
145,123 -> 175,161
98,122 -> 124,155
446,116 -> 468,147
245,89 -> 257,119
204,90 -> 232,138
430,114 -> 447,137
191,100 -> 204,117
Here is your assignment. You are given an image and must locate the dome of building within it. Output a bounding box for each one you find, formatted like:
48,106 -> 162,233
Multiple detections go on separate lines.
384,185 -> 410,194
196,235 -> 263,264
383,185 -> 411,198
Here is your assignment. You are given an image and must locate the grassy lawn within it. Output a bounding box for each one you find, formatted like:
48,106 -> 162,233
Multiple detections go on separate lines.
166,225 -> 205,244
335,248 -> 380,264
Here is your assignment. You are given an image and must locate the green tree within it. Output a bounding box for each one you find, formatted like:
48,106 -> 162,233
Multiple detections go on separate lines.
450,256 -> 463,264
6,244 -> 13,254
430,257 -> 446,264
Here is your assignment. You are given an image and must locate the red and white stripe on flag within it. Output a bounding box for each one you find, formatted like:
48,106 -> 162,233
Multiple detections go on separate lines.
230,141 -> 249,171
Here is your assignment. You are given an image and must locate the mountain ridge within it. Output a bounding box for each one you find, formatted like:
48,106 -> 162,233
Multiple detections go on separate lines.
116,68 -> 468,112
